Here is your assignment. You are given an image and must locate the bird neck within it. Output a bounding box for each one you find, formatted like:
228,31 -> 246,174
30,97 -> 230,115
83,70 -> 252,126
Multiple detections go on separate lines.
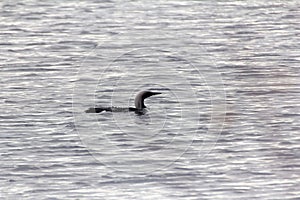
135,99 -> 146,110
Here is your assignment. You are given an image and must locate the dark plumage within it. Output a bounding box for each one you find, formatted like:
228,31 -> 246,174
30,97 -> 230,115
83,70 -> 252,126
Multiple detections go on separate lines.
85,91 -> 161,114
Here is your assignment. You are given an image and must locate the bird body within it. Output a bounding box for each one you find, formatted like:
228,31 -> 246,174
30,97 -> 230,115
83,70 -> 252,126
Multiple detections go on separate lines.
86,91 -> 161,114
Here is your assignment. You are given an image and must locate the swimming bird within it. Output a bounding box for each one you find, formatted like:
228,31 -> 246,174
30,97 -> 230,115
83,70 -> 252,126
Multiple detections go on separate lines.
85,90 -> 161,114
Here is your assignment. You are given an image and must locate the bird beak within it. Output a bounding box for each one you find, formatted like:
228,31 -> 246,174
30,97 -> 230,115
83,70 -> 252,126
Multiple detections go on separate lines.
151,92 -> 161,96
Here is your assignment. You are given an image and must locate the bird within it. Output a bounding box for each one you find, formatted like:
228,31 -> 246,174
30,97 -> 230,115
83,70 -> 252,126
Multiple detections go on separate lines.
85,90 -> 161,114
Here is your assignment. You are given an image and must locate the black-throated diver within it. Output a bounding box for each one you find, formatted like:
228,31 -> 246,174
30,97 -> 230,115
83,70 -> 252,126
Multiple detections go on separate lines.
85,90 -> 161,114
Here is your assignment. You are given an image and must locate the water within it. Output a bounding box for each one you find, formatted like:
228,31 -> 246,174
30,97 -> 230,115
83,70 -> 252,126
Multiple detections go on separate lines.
1,0 -> 299,199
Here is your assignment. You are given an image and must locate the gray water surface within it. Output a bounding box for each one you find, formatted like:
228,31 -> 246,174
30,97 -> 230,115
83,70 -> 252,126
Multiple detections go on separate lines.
1,1 -> 300,199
